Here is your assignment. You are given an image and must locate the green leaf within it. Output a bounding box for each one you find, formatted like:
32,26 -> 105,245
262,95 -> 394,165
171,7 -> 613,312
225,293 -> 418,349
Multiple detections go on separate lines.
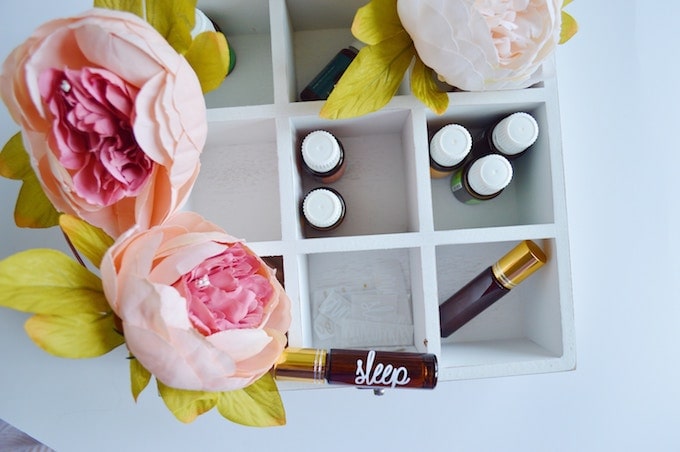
0,249 -> 109,315
184,31 -> 230,93
217,373 -> 286,427
25,312 -> 124,358
93,0 -> 143,17
411,56 -> 449,115
351,0 -> 405,46
157,381 -> 218,423
59,215 -> 114,269
320,32 -> 415,119
130,357 -> 152,402
563,0 -> 574,6
0,132 -> 60,228
559,11 -> 578,44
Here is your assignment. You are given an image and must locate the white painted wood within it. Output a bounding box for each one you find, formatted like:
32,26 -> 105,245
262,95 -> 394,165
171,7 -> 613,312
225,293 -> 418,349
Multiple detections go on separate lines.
192,0 -> 576,384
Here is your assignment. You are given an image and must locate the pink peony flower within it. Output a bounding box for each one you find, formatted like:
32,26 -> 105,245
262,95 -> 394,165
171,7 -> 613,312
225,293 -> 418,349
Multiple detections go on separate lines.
397,0 -> 562,91
0,8 -> 206,237
100,212 -> 291,392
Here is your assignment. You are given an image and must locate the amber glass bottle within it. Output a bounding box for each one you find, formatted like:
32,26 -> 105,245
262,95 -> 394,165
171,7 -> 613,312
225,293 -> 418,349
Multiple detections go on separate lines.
274,348 -> 438,390
439,240 -> 547,337
300,130 -> 346,184
301,187 -> 346,231
473,112 -> 539,160
429,124 -> 472,178
450,154 -> 513,204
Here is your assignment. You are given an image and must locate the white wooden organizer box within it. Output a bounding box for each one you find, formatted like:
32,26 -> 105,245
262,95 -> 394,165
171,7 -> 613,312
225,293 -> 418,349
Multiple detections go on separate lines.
188,0 -> 576,385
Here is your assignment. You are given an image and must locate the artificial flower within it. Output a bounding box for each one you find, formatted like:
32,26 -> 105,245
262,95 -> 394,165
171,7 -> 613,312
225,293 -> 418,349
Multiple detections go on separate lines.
397,0 -> 563,91
100,211 -> 291,392
0,8 -> 206,237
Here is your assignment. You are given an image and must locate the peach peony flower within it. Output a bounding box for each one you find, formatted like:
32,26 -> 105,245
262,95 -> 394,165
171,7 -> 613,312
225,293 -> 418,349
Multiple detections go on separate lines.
100,212 -> 291,392
397,0 -> 562,91
0,8 -> 206,237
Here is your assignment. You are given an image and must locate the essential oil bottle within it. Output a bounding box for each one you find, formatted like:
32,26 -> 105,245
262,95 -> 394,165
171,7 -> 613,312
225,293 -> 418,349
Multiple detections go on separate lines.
450,154 -> 513,204
273,348 -> 438,390
300,130 -> 346,184
474,112 -> 539,160
299,42 -> 362,101
301,187 -> 346,231
429,124 -> 472,178
439,240 -> 547,337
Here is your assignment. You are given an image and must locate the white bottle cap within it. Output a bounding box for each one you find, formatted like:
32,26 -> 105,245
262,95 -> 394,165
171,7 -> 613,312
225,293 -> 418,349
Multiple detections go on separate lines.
430,124 -> 472,167
192,9 -> 216,38
303,188 -> 344,228
491,112 -> 539,156
301,130 -> 342,174
467,154 -> 513,196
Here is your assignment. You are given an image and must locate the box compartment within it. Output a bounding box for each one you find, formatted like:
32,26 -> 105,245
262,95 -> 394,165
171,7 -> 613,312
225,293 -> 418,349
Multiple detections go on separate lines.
427,102 -> 554,230
435,238 -> 567,379
199,0 -> 274,107
299,247 -> 428,352
291,109 -> 421,238
190,118 -> 282,241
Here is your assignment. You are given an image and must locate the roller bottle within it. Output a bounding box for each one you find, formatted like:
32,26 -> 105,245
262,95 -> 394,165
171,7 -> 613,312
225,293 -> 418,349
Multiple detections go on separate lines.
439,240 -> 547,337
274,348 -> 438,390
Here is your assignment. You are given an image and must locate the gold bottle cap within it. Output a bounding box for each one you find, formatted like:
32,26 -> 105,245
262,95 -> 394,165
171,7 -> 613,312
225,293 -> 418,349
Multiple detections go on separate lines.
492,240 -> 547,290
273,348 -> 327,383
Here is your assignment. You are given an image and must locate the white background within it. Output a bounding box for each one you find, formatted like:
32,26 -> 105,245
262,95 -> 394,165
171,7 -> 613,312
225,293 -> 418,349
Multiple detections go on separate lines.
1,1 -> 678,451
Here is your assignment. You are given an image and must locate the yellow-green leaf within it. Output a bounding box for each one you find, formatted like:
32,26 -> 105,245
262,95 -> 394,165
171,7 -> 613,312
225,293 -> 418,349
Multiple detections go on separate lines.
0,249 -> 109,315
14,172 -> 60,228
25,312 -> 124,358
157,381 -> 218,423
563,0 -> 574,6
93,0 -> 143,17
184,31 -> 230,93
411,56 -> 449,115
0,132 -> 31,180
59,215 -> 114,269
320,32 -> 415,119
217,373 -> 286,427
145,0 -> 196,54
559,11 -> 578,44
0,132 -> 60,228
130,357 -> 152,402
351,0 -> 405,46
94,0 -> 196,54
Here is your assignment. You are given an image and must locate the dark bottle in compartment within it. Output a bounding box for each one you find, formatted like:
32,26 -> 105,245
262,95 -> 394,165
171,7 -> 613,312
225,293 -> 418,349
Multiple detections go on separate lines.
299,44 -> 361,101
439,240 -> 547,337
450,154 -> 513,204
473,112 -> 539,160
301,187 -> 346,231
300,130 -> 346,184
274,348 -> 438,389
429,124 -> 473,179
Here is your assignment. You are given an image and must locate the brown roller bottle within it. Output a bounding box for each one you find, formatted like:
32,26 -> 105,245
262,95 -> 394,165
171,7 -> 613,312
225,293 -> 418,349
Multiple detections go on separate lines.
439,240 -> 547,337
273,348 -> 438,390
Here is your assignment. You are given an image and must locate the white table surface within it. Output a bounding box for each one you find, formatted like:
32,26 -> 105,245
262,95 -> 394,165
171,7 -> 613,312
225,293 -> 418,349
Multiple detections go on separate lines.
1,1 -> 678,451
